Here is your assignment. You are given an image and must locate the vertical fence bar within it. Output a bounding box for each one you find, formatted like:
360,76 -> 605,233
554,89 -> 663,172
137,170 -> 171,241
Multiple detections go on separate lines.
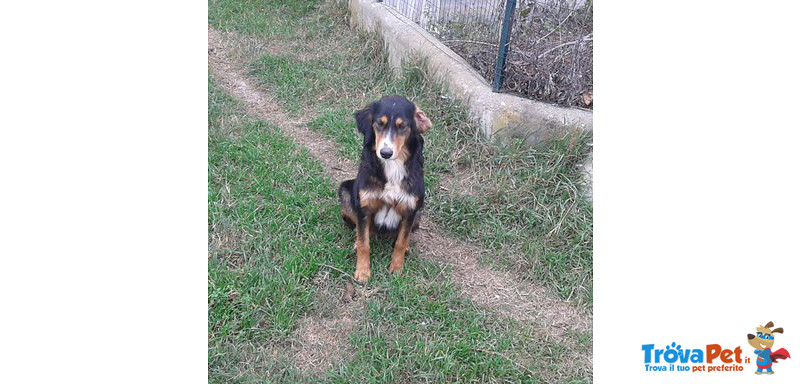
492,0 -> 516,92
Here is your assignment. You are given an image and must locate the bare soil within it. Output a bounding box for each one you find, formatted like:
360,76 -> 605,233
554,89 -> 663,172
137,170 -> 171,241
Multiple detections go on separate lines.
291,271 -> 365,374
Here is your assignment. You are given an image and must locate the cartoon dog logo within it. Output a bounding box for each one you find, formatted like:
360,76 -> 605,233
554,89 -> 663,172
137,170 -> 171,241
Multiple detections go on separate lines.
747,321 -> 791,374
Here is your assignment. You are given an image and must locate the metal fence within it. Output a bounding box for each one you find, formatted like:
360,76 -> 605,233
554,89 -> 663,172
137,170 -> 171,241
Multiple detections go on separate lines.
381,0 -> 593,109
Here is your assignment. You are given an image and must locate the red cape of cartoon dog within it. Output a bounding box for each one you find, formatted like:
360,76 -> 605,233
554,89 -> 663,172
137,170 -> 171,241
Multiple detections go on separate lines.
771,348 -> 791,363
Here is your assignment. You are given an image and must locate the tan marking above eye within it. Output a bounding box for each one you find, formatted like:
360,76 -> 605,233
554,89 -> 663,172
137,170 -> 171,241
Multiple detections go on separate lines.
395,117 -> 403,126
379,116 -> 388,125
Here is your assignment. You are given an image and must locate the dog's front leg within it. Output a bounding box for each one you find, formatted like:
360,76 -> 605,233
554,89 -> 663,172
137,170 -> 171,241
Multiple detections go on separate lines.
388,214 -> 413,274
354,214 -> 372,282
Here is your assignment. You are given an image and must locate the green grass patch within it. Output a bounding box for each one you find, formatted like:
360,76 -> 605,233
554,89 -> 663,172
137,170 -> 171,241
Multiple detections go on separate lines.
327,274 -> 550,383
250,55 -> 316,114
209,78 -> 354,380
208,75 -> 589,381
217,0 -> 594,305
307,107 -> 362,161
209,0 -> 593,378
208,0 -> 319,36
427,134 -> 593,303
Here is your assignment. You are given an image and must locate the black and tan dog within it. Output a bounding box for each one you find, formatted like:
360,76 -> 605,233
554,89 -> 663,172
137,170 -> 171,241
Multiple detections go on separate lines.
338,96 -> 432,282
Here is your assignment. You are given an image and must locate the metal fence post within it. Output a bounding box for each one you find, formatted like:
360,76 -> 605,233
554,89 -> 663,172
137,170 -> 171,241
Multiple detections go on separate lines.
492,0 -> 517,92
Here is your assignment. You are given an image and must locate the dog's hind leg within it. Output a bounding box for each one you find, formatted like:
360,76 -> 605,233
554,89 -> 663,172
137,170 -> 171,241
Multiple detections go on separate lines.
338,179 -> 356,228
411,211 -> 421,232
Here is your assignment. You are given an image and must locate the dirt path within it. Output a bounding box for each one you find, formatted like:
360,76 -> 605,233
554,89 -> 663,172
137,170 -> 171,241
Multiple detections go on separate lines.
209,25 -> 591,354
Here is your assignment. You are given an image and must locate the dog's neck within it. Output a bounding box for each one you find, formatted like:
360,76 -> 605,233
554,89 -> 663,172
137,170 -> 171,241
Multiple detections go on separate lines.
380,158 -> 406,185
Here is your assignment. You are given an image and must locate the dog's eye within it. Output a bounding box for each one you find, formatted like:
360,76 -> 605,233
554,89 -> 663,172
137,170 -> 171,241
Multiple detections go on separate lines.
757,333 -> 763,338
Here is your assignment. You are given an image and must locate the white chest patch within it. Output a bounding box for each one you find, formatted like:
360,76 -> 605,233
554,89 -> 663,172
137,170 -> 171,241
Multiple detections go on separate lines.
380,159 -> 418,208
382,158 -> 406,184
374,205 -> 401,229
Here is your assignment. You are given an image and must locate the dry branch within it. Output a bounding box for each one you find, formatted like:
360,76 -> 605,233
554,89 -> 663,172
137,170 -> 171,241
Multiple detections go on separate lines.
537,33 -> 593,60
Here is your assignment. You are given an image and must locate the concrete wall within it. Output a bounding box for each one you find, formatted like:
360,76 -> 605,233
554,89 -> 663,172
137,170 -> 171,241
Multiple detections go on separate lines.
349,0 -> 592,145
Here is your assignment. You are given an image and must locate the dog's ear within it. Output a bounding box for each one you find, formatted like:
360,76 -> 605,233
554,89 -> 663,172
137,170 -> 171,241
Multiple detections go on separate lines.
414,106 -> 432,134
354,105 -> 373,137
765,321 -> 775,328
772,327 -> 784,334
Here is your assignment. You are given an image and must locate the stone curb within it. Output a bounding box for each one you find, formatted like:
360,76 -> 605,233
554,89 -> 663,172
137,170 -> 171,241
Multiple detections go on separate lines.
349,0 -> 593,145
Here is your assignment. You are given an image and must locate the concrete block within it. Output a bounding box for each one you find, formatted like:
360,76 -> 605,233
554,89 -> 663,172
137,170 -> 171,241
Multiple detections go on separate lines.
349,0 -> 593,145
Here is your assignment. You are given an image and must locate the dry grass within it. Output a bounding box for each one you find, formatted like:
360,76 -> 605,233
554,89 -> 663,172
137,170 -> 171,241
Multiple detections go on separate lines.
290,271 -> 364,375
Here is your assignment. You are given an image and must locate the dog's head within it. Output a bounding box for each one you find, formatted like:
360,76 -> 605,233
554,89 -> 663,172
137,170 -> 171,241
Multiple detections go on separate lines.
747,321 -> 783,350
354,96 -> 432,161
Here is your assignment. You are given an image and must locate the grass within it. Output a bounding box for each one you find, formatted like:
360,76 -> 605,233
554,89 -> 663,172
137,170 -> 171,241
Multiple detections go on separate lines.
208,0 -> 316,37
332,276 -> 558,383
209,77 -> 349,356
209,0 -> 593,381
210,0 -> 593,305
208,77 -> 590,382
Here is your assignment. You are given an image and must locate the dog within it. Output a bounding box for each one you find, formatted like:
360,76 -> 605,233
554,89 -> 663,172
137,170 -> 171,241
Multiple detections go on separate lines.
747,321 -> 791,374
337,96 -> 432,282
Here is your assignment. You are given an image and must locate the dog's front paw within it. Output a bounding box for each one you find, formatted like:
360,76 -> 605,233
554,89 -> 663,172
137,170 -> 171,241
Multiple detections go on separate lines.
388,262 -> 404,274
354,267 -> 371,282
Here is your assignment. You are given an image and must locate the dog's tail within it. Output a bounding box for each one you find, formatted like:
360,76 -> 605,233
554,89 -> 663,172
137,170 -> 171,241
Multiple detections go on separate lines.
338,179 -> 357,228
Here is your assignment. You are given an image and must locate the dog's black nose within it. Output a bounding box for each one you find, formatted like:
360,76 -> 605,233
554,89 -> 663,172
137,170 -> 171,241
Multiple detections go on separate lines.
380,147 -> 393,159
748,334 -> 755,340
